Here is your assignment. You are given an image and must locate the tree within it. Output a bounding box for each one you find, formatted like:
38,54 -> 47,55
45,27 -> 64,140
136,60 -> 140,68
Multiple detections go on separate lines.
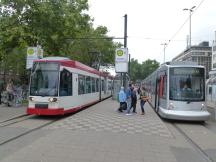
0,0 -> 119,83
141,59 -> 159,79
129,58 -> 159,82
130,58 -> 141,81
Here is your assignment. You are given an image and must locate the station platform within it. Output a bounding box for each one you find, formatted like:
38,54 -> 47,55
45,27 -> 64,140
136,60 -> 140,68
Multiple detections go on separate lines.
1,98 -> 212,162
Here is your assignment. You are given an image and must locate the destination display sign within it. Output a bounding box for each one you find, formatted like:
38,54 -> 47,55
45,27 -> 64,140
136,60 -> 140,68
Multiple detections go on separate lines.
170,67 -> 204,76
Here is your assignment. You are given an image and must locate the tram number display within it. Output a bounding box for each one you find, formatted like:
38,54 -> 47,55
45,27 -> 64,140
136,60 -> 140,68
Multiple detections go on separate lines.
171,68 -> 204,76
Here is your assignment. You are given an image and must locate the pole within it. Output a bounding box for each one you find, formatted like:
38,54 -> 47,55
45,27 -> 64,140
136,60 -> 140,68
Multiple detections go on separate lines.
183,6 -> 195,48
124,14 -> 127,48
123,14 -> 128,88
161,43 -> 167,63
189,11 -> 191,48
128,53 -> 130,78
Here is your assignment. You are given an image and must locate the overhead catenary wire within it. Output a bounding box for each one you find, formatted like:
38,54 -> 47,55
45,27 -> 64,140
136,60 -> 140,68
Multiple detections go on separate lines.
166,0 -> 207,48
159,0 -> 207,59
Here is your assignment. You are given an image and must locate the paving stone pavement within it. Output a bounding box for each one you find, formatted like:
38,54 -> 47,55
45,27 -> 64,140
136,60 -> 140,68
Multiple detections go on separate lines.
46,99 -> 173,138
0,99 -> 209,162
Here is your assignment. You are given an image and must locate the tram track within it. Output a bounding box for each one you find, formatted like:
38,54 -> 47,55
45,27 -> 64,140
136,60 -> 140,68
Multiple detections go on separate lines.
147,102 -> 214,162
172,123 -> 214,162
0,114 -> 33,127
0,97 -> 112,148
0,114 -> 67,147
0,114 -> 28,124
0,101 -> 101,147
0,119 -> 59,146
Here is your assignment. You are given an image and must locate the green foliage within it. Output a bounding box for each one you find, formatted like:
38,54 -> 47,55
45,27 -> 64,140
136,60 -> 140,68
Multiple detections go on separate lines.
130,59 -> 159,82
0,0 -> 119,83
141,59 -> 160,79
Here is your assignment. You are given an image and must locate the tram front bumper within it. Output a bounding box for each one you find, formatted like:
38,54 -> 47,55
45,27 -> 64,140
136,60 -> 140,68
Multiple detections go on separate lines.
159,109 -> 210,121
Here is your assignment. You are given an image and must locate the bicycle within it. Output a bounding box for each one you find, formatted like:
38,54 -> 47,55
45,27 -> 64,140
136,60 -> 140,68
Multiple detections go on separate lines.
1,91 -> 15,107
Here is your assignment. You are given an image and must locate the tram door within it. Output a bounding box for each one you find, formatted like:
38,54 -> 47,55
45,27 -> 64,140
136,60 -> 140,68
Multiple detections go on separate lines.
156,73 -> 167,112
160,74 -> 167,109
155,77 -> 160,112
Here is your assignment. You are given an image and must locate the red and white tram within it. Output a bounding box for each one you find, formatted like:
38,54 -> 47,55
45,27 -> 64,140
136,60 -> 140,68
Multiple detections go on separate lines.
27,57 -> 113,115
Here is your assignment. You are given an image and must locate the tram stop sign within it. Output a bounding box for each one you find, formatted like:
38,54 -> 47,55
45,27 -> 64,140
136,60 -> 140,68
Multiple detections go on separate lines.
115,48 -> 128,62
26,47 -> 43,69
115,48 -> 128,73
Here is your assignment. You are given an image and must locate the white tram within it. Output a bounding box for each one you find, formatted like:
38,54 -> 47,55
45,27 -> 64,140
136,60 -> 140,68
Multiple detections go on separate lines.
27,57 -> 113,115
143,61 -> 210,121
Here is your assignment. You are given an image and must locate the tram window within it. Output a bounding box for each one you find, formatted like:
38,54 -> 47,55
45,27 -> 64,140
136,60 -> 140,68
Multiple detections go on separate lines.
59,69 -> 72,96
209,87 -> 212,94
101,80 -> 104,91
85,76 -> 91,93
169,67 -> 205,101
78,75 -> 85,95
92,78 -> 96,93
104,79 -> 107,93
96,78 -> 99,92
108,81 -> 112,90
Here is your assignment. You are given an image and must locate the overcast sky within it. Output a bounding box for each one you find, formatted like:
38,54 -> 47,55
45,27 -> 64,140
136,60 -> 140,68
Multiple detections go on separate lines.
88,0 -> 216,64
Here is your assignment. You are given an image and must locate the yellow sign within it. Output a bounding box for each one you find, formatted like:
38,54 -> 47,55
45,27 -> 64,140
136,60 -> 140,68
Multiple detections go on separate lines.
116,49 -> 124,56
27,48 -> 34,56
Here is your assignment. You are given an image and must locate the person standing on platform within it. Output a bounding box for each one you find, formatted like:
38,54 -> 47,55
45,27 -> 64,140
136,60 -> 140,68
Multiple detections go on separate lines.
126,84 -> 132,115
131,87 -> 137,113
140,86 -> 149,115
118,86 -> 126,112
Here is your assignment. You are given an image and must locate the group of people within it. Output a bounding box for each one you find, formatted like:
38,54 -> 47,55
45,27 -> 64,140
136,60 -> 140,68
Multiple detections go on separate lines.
118,83 -> 149,115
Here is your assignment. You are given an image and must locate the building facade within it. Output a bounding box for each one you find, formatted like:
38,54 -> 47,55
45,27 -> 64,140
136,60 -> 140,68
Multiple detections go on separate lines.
172,41 -> 212,78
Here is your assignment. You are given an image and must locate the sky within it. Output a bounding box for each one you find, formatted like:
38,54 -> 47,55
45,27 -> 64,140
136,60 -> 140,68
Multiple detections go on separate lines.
88,0 -> 216,64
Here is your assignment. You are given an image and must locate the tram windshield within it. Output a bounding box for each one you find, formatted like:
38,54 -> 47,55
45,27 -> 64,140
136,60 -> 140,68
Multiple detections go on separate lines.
30,62 -> 59,96
169,67 -> 205,101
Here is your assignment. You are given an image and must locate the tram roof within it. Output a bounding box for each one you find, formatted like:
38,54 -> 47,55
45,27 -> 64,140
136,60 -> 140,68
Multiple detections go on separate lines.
161,61 -> 203,66
34,57 -> 113,78
160,61 -> 204,68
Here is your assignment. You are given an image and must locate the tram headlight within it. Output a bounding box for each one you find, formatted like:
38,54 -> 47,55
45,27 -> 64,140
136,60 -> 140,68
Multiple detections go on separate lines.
29,97 -> 35,102
48,97 -> 58,102
201,103 -> 205,110
168,102 -> 174,110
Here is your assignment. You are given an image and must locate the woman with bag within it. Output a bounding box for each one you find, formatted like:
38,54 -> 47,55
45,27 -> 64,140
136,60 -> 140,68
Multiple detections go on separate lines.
118,87 -> 127,112
140,86 -> 149,115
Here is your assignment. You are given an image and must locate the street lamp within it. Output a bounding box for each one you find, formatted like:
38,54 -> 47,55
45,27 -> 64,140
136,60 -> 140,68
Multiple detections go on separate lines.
183,6 -> 196,48
161,43 -> 167,63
